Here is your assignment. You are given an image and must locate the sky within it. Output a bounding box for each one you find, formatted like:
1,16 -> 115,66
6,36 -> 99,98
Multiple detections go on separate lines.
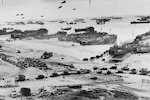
0,0 -> 150,20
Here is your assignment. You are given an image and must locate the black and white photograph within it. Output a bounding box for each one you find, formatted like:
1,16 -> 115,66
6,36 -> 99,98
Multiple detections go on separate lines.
0,0 -> 150,100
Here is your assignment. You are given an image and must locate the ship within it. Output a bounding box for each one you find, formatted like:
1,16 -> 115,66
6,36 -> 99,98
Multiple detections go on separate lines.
109,45 -> 135,58
59,26 -> 117,45
74,27 -> 94,32
130,21 -> 150,24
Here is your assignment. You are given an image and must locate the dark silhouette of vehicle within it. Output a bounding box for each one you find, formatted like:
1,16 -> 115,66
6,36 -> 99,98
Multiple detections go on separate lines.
61,0 -> 66,4
58,6 -> 62,9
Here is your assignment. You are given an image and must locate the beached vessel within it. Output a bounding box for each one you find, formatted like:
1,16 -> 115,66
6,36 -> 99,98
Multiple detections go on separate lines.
59,26 -> 117,45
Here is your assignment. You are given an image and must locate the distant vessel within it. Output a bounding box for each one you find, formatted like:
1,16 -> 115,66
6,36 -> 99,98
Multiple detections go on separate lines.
130,21 -> 150,24
75,27 -> 94,32
96,19 -> 105,25
96,18 -> 111,25
61,27 -> 71,30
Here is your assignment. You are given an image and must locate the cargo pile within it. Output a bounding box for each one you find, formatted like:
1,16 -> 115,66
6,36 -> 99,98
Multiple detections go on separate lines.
16,58 -> 47,69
